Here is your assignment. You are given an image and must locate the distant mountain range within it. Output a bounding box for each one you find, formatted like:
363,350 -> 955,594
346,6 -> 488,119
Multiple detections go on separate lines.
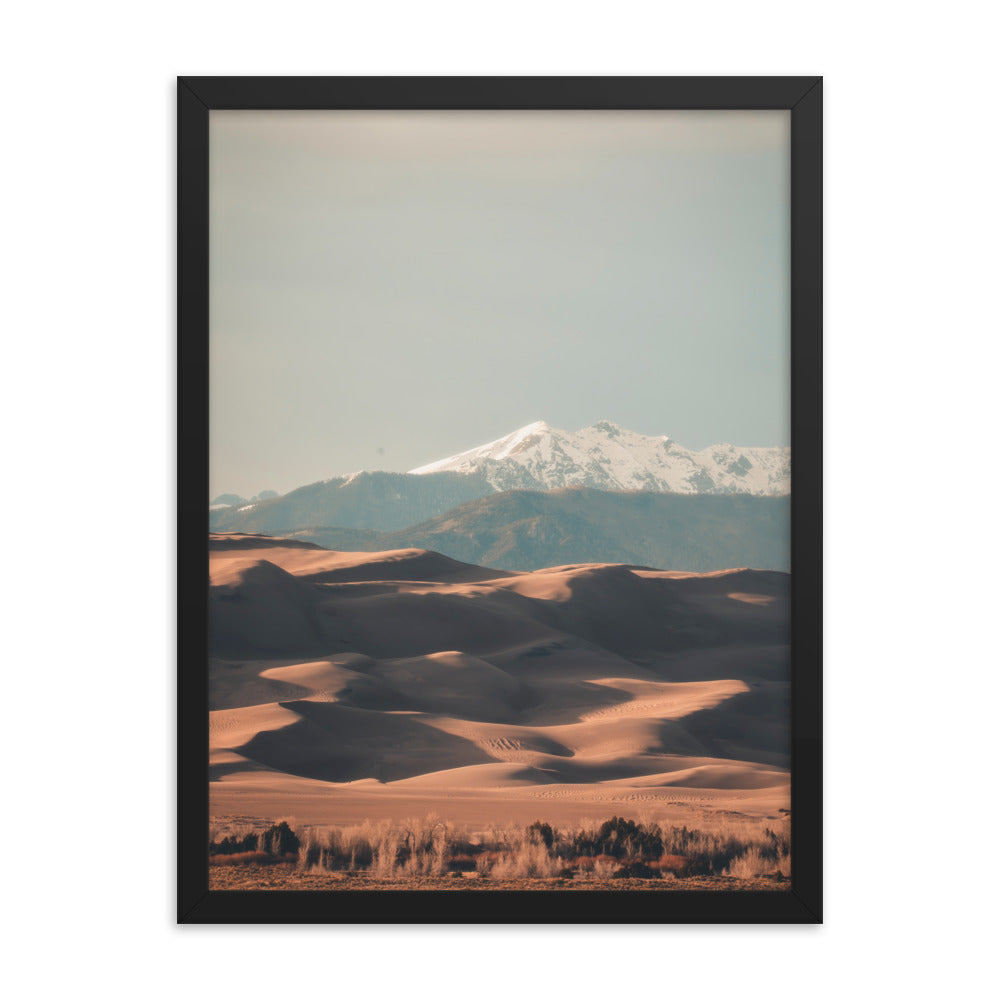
208,421 -> 790,572
210,489 -> 278,511
286,488 -> 790,573
210,469 -> 495,533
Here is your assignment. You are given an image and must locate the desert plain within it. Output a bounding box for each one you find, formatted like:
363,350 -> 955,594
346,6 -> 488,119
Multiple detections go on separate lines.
208,533 -> 791,888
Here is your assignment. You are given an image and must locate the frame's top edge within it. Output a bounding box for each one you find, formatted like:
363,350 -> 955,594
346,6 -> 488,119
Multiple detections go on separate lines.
177,76 -> 822,112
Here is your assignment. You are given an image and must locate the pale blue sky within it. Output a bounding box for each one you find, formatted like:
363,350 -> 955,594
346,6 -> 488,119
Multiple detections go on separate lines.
210,110 -> 790,498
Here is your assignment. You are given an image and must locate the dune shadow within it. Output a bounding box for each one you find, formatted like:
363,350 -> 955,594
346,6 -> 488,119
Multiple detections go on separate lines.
680,684 -> 792,767
236,700 -> 496,783
208,757 -> 277,781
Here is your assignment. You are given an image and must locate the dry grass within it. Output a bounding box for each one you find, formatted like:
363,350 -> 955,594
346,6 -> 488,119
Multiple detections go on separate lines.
591,857 -> 618,880
209,850 -> 274,867
487,840 -> 561,880
209,865 -> 788,893
209,812 -> 791,886
724,846 -> 792,879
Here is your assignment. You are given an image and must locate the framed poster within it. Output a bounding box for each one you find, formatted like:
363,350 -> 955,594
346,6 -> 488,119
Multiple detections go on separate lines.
178,76 -> 822,923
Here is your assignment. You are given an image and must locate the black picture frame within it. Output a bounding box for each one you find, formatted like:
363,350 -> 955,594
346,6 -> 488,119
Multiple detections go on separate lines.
178,76 -> 822,924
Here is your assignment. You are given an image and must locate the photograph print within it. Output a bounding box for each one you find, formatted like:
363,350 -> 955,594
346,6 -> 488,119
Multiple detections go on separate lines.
184,81 -> 821,920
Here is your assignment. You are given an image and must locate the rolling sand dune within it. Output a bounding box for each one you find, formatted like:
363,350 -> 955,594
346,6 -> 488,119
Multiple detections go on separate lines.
209,533 -> 791,828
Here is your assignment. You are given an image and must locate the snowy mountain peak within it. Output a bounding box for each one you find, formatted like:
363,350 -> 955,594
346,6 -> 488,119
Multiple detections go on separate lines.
590,419 -> 625,435
409,421 -> 789,496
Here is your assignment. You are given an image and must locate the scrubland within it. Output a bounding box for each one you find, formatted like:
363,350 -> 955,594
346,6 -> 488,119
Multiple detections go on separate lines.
208,813 -> 790,891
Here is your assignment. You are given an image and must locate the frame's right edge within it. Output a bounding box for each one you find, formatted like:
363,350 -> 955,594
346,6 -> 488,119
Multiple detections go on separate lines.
789,78 -> 823,922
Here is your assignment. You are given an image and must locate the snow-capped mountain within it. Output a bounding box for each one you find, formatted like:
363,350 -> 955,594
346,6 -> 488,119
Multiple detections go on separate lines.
409,420 -> 790,496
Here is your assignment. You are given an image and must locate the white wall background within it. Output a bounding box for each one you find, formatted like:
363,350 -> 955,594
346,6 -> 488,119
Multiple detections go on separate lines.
4,2 -> 996,996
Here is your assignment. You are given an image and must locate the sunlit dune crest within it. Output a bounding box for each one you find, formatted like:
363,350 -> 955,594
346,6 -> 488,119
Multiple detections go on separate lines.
727,591 -> 776,605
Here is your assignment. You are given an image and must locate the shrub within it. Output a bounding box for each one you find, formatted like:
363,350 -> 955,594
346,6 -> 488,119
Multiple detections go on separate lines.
372,830 -> 401,880
611,861 -> 660,880
259,821 -> 300,857
724,847 -> 791,879
209,851 -> 273,866
489,842 -> 561,880
212,832 -> 259,856
660,823 -> 786,875
573,853 -> 618,873
592,856 -> 618,879
573,816 -> 664,860
526,821 -> 555,849
653,854 -> 697,876
397,815 -> 449,876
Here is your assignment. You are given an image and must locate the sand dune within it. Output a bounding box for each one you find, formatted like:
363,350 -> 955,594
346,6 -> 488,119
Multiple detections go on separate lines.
209,533 -> 791,826
210,536 -> 513,584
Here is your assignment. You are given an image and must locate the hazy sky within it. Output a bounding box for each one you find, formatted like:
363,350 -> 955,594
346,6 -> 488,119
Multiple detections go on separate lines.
210,110 -> 790,498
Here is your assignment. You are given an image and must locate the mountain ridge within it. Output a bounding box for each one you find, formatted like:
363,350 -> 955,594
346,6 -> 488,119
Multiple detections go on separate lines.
284,487 -> 790,573
409,420 -> 790,496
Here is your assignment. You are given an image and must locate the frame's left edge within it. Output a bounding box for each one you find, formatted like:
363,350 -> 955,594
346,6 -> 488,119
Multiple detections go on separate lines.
177,78 -> 211,923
